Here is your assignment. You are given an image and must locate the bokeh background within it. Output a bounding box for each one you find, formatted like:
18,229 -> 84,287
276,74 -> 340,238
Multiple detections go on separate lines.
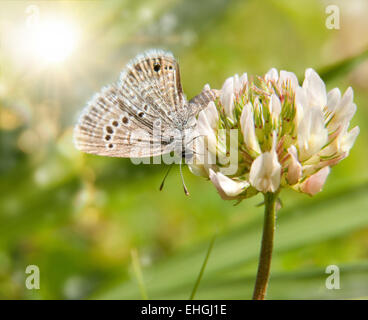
1,0 -> 368,300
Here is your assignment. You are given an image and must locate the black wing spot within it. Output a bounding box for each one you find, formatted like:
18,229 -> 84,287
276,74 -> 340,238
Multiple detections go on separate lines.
106,126 -> 113,134
122,116 -> 129,124
153,63 -> 161,72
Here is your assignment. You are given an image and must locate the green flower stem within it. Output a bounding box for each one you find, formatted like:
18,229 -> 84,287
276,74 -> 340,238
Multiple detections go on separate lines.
252,192 -> 279,300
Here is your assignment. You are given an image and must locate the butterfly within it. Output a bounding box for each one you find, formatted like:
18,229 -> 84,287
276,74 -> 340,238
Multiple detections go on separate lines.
73,49 -> 218,193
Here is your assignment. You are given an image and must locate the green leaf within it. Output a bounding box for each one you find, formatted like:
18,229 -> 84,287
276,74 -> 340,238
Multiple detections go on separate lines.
319,47 -> 368,82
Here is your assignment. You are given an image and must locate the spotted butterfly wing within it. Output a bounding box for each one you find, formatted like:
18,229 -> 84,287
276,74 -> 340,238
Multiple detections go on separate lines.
74,49 -> 218,158
189,84 -> 219,115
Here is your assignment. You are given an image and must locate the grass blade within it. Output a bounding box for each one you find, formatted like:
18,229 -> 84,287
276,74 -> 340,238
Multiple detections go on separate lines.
131,249 -> 148,300
189,233 -> 217,300
319,47 -> 368,82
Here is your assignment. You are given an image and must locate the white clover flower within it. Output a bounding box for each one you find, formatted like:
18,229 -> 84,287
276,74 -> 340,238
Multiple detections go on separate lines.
209,169 -> 249,200
249,134 -> 281,193
190,68 -> 359,200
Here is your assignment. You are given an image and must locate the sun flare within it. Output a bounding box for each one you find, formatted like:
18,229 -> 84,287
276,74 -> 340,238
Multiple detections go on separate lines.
32,20 -> 78,63
19,18 -> 79,64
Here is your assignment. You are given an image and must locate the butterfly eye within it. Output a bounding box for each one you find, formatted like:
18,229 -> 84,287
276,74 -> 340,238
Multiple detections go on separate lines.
153,63 -> 161,72
138,111 -> 145,118
112,120 -> 119,127
105,135 -> 111,141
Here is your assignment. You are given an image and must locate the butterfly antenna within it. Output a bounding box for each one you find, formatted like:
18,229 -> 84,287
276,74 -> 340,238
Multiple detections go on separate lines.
159,165 -> 173,191
180,160 -> 190,196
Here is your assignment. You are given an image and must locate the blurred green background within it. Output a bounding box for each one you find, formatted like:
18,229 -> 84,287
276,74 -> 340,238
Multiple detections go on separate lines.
1,0 -> 368,300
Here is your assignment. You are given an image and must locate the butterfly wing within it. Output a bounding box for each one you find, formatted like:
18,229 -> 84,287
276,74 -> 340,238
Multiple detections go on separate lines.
74,49 -> 186,158
189,86 -> 220,116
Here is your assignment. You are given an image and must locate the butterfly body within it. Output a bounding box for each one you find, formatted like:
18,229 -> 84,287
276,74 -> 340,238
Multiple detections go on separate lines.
74,49 -> 218,161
